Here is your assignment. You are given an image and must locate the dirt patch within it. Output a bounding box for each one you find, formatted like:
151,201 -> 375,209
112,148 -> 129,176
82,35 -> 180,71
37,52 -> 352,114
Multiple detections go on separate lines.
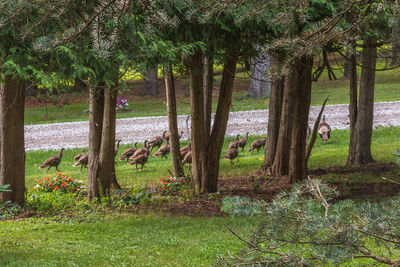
309,162 -> 399,176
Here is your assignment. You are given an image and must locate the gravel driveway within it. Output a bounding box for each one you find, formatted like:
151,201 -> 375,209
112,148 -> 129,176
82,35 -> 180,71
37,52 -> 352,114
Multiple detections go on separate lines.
25,101 -> 400,151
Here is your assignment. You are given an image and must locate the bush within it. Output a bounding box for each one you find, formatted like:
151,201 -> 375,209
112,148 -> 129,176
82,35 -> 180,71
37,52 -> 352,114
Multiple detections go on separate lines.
118,176 -> 191,206
32,173 -> 84,193
26,191 -> 89,213
220,179 -> 400,266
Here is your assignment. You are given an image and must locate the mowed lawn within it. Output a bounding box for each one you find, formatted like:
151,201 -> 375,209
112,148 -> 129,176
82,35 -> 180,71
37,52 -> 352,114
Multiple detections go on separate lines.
24,66 -> 400,125
0,214 -> 258,266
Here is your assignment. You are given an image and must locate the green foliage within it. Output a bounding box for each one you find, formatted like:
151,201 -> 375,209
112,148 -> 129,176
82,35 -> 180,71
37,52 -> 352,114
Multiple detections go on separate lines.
395,149 -> 400,167
220,179 -> 400,266
0,184 -> 18,220
25,191 -> 89,214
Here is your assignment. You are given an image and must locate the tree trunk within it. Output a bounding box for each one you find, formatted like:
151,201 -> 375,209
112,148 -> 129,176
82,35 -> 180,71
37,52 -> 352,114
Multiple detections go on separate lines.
189,50 -> 207,193
346,42 -> 358,166
269,63 -> 297,176
352,38 -> 377,166
264,55 -> 284,166
391,44 -> 400,66
0,76 -> 25,204
248,47 -> 271,99
165,66 -> 184,177
87,87 -> 104,201
98,86 -> 120,194
143,66 -> 158,96
288,56 -> 313,183
204,46 -> 238,193
203,45 -> 214,141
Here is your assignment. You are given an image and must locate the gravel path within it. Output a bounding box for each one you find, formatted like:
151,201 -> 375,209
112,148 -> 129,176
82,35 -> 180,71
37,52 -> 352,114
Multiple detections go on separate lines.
25,101 -> 400,151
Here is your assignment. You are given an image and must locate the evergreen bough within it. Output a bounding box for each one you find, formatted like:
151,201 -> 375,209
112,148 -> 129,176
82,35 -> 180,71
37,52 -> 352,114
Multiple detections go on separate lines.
220,178 -> 400,266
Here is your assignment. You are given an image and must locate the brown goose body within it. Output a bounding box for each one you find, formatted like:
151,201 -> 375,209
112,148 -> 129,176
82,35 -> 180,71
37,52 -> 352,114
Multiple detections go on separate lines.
120,142 -> 138,162
228,134 -> 240,149
128,153 -> 149,171
165,131 -> 183,141
181,150 -> 192,165
237,132 -> 249,151
180,143 -> 191,158
153,142 -> 170,159
248,138 -> 267,152
39,148 -> 65,173
72,153 -> 88,171
130,141 -> 149,160
74,149 -> 86,161
224,143 -> 239,166
148,131 -> 166,152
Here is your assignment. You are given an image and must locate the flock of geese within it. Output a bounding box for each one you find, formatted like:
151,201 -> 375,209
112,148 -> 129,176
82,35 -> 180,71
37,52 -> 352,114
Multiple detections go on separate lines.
38,116 -> 332,173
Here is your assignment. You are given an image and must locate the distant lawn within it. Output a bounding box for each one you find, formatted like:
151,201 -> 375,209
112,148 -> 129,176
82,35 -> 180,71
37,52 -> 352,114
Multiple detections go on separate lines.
25,126 -> 400,190
24,65 -> 400,125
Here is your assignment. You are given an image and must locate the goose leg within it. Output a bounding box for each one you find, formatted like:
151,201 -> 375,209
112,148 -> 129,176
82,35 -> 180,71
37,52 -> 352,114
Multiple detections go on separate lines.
47,166 -> 51,173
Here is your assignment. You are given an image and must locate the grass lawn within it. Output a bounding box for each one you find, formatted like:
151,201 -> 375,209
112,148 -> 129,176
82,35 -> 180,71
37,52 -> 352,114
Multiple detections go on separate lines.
24,66 -> 400,125
0,214 -> 258,266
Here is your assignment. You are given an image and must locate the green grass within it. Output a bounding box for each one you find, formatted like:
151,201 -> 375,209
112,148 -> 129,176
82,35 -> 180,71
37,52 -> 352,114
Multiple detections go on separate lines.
24,66 -> 400,125
0,214 -> 258,266
26,126 -> 400,190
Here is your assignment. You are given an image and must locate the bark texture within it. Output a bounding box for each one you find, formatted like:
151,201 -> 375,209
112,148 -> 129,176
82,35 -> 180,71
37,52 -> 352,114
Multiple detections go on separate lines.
264,55 -> 284,165
269,63 -> 296,176
87,87 -> 104,201
248,48 -> 271,99
165,66 -> 184,177
346,43 -> 358,166
143,66 -> 158,96
352,39 -> 377,166
203,45 -> 214,141
189,50 -> 207,193
205,47 -> 237,193
0,76 -> 25,204
288,57 -> 313,183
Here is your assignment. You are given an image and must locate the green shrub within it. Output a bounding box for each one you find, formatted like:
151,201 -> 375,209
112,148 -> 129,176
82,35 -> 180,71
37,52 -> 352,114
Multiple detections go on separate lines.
25,191 -> 89,213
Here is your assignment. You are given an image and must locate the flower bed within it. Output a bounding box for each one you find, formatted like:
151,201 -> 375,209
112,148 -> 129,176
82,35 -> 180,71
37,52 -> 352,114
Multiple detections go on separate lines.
33,173 -> 84,193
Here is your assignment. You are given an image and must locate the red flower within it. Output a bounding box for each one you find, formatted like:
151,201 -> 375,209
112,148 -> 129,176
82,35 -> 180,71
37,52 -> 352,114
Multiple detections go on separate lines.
54,186 -> 59,189
61,182 -> 67,187
153,181 -> 156,184
164,181 -> 168,185
49,183 -> 53,187
150,185 -> 153,189
180,179 -> 184,183
162,187 -> 166,191
62,179 -> 65,182
68,179 -> 71,182
56,172 -> 62,175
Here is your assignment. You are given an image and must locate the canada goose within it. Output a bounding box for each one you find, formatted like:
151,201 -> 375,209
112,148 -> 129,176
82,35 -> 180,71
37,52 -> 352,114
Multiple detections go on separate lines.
224,143 -> 239,166
120,142 -> 138,162
237,132 -> 249,151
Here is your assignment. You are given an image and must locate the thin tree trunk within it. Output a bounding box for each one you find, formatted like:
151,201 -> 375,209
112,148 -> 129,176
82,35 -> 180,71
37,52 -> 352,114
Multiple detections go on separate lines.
0,76 -> 25,204
204,46 -> 238,193
353,38 -> 377,166
248,47 -> 271,98
264,55 -> 284,166
98,86 -> 120,194
143,66 -> 158,96
88,87 -> 104,201
269,63 -> 297,176
203,44 -> 214,141
165,65 -> 184,177
346,42 -> 358,166
189,50 -> 207,193
288,56 -> 313,183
